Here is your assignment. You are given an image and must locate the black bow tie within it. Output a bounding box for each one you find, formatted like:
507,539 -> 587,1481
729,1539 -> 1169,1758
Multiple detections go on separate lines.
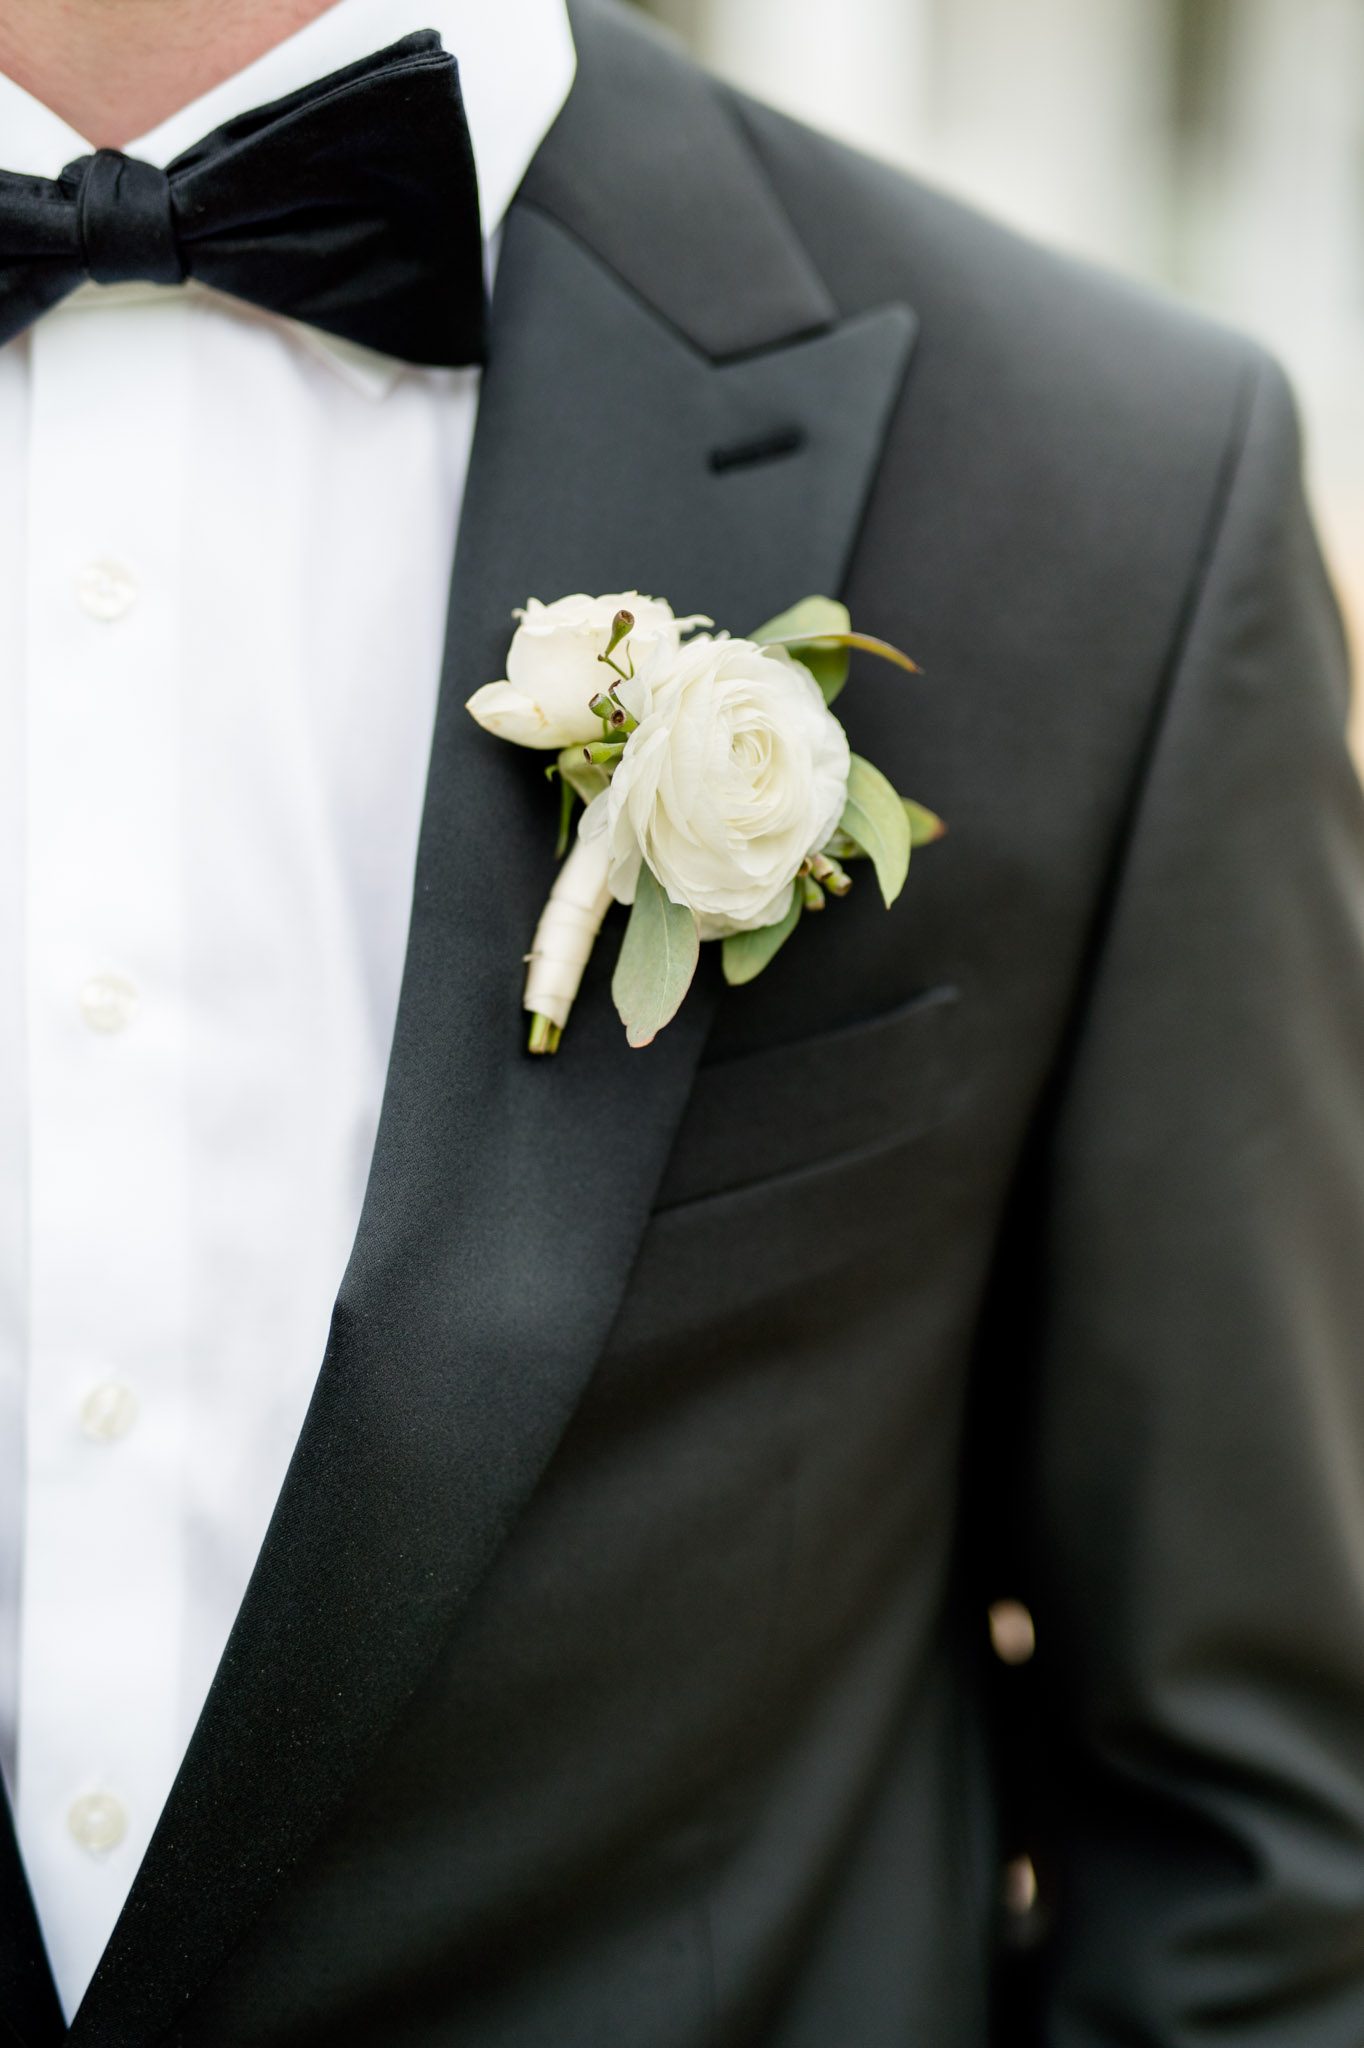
0,30 -> 486,366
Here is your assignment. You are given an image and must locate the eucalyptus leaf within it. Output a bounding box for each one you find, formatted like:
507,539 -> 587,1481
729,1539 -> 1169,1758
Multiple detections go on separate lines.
612,863 -> 700,1048
760,629 -> 921,682
556,747 -> 612,810
839,754 -> 912,907
752,595 -> 852,705
721,884 -> 803,987
824,796 -> 943,865
753,595 -> 849,646
903,798 -> 946,847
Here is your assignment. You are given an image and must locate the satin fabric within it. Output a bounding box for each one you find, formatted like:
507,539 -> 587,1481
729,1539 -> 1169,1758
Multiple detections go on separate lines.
0,31 -> 486,366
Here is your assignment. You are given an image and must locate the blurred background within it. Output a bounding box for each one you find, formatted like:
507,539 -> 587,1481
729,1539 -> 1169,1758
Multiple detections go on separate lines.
629,0 -> 1364,753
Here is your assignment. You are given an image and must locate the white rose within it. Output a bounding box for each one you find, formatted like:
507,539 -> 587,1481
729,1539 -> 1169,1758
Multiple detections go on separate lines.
580,636 -> 851,940
465,591 -> 711,750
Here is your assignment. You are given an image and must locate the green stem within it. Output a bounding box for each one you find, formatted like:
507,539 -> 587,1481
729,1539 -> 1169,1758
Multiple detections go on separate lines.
527,1013 -> 562,1056
554,777 -> 575,859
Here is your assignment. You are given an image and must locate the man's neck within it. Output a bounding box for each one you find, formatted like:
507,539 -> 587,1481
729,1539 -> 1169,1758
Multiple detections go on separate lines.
0,0 -> 342,147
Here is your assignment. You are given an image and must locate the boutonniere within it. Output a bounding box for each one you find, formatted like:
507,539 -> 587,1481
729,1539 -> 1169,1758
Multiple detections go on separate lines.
466,592 -> 943,1053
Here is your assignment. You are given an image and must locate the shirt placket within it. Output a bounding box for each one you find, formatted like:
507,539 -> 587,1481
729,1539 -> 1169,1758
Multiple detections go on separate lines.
17,292 -> 192,2011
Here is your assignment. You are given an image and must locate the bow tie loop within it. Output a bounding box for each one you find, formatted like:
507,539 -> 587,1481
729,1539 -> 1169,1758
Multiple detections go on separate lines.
66,150 -> 185,288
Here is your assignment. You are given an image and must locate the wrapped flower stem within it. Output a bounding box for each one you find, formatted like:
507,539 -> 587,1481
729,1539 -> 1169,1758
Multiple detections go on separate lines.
524,833 -> 615,1053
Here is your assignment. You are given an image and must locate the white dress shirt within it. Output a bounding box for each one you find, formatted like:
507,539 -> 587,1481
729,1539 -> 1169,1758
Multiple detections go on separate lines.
0,0 -> 574,2016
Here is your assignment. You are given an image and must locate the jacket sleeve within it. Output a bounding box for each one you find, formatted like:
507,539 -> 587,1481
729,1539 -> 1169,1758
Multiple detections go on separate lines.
1034,351 -> 1364,2044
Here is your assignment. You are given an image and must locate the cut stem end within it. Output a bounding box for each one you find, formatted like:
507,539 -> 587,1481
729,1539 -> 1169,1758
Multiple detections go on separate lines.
527,1013 -> 563,1056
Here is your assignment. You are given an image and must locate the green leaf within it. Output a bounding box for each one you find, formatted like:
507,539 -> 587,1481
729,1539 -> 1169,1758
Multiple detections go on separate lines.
612,863 -> 700,1048
753,595 -> 849,647
721,884 -> 803,986
556,746 -> 612,810
903,797 -> 946,847
754,597 -> 921,705
823,796 -> 944,865
762,629 -> 921,682
552,748 -> 615,858
752,596 -> 852,705
839,754 -> 912,907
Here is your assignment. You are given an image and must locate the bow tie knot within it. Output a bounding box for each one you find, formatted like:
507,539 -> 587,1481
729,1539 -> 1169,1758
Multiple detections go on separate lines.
68,150 -> 184,288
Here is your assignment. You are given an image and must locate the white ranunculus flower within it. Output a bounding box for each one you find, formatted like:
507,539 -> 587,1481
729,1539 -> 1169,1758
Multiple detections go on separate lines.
580,636 -> 851,940
465,591 -> 711,750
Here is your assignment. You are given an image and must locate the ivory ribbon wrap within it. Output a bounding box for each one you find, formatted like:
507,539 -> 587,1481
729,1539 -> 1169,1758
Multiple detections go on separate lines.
523,833 -> 615,1029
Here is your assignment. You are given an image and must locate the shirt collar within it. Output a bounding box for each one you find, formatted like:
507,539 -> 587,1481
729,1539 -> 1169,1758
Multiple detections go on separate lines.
0,0 -> 575,386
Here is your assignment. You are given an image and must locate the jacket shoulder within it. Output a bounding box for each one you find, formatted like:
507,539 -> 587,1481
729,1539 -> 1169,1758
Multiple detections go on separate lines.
554,1 -> 1266,454
727,88 -> 1265,456
548,0 -> 1289,683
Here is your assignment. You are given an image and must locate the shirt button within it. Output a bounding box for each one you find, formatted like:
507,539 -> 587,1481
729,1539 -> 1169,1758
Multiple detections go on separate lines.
1003,1853 -> 1039,1918
68,1792 -> 127,1854
79,973 -> 140,1034
75,560 -> 138,622
80,1382 -> 138,1443
988,1599 -> 1037,1666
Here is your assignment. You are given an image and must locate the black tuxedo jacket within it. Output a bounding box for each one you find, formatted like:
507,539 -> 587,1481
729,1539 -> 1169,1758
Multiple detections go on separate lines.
8,3 -> 1364,2043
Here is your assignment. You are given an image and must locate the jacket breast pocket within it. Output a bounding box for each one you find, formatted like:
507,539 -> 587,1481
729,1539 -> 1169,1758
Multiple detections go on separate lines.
655,985 -> 962,1210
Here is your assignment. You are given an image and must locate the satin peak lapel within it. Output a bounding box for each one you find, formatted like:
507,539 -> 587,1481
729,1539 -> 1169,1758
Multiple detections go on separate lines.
73,27 -> 918,2047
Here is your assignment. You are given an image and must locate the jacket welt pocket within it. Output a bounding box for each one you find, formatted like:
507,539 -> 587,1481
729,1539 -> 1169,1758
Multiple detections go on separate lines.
655,985 -> 961,1210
